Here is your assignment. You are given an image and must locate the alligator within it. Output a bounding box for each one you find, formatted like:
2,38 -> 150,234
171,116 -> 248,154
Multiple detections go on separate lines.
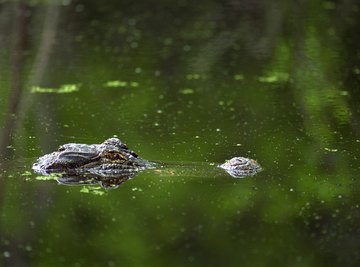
32,137 -> 262,189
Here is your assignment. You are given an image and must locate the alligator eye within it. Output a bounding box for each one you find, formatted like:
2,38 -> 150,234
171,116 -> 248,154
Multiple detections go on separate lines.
105,151 -> 127,161
119,143 -> 128,149
58,146 -> 65,152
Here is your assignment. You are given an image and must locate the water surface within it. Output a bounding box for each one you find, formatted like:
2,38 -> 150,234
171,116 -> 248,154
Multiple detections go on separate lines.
1,0 -> 360,266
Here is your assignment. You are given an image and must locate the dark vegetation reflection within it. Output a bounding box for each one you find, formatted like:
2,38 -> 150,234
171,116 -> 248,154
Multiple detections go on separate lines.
0,0 -> 360,266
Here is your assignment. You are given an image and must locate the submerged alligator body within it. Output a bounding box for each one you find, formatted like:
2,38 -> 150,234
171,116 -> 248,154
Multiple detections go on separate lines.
32,137 -> 262,189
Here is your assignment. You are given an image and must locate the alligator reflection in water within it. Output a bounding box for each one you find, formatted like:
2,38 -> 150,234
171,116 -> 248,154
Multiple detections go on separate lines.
32,137 -> 262,189
55,171 -> 137,189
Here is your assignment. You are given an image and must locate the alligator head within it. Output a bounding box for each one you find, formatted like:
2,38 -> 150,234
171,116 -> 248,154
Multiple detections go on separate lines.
32,137 -> 154,175
219,157 -> 262,178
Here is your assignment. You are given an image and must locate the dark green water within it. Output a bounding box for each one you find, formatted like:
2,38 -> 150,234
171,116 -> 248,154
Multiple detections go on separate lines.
1,0 -> 360,266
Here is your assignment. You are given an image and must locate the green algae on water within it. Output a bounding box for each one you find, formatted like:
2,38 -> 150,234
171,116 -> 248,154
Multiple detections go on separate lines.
80,186 -> 106,196
35,175 -> 58,181
104,80 -> 139,88
179,88 -> 194,94
258,72 -> 289,83
31,84 -> 80,93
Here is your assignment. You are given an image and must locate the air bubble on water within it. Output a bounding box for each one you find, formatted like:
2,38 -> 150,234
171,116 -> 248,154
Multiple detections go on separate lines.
3,251 -> 10,258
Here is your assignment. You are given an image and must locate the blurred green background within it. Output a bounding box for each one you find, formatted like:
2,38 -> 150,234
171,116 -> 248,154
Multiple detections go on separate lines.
1,0 -> 360,266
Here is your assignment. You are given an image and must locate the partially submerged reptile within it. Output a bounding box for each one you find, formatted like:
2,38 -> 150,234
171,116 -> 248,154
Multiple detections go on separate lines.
32,137 -> 262,189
